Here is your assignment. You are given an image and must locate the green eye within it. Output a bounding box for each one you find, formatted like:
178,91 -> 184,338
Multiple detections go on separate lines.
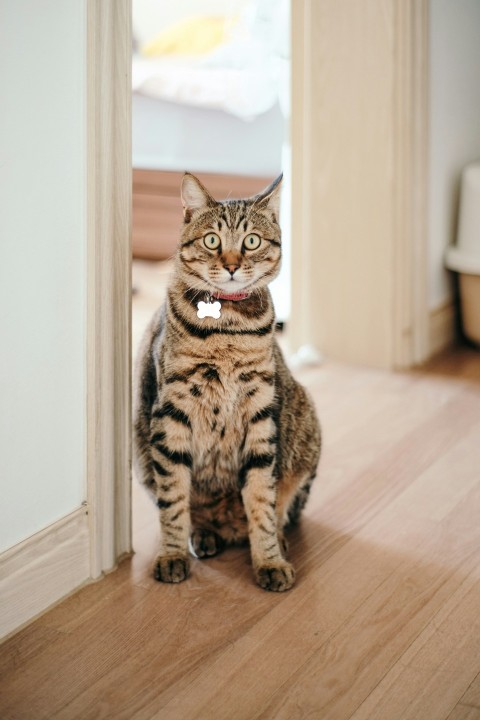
243,233 -> 261,250
203,233 -> 221,250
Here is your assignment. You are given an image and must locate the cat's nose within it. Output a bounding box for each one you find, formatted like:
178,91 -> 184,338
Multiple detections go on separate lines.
224,263 -> 240,276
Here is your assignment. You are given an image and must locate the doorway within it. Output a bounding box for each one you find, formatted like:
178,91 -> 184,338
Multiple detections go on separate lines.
130,0 -> 292,564
131,0 -> 292,324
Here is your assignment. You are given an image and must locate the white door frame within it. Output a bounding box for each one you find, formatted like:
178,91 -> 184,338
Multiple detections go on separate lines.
290,0 -> 429,369
87,0 -> 132,577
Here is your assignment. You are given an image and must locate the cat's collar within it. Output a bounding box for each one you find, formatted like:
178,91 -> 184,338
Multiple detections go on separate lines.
182,288 -> 250,305
212,290 -> 250,302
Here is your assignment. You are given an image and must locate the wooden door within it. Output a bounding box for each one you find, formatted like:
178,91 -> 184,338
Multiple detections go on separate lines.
290,0 -> 429,369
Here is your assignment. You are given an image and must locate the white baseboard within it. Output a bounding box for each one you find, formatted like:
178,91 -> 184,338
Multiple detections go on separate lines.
0,508 -> 91,641
429,300 -> 456,358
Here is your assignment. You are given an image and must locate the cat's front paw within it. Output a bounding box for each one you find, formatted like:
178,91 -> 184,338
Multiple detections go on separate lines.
154,555 -> 190,583
254,560 -> 296,592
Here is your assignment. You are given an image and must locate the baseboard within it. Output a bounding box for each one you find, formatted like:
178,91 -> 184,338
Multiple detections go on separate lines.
0,508 -> 91,641
429,300 -> 456,357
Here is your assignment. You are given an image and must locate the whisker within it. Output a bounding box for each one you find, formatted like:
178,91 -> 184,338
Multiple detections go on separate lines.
190,288 -> 204,302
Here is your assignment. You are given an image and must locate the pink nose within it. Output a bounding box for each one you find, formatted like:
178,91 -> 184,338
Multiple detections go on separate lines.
225,264 -> 239,276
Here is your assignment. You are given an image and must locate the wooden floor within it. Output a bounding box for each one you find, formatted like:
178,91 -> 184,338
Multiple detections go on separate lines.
2,261 -> 480,720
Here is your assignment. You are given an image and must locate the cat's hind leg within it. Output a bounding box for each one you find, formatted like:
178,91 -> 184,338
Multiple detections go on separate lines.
190,528 -> 226,558
272,474 -> 315,565
276,472 -> 315,536
190,490 -> 248,556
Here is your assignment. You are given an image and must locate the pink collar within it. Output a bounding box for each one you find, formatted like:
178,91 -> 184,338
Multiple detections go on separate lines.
213,291 -> 250,301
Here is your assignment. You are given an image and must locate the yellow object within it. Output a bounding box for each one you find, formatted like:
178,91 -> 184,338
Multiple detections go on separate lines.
141,15 -> 235,57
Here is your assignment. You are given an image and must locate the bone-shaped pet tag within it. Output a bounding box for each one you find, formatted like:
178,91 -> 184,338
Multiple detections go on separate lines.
197,300 -> 221,320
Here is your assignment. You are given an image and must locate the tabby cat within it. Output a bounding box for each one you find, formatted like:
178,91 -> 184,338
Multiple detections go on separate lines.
133,173 -> 321,592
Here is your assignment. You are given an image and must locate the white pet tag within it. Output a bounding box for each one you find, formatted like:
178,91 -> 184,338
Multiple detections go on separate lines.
197,299 -> 221,319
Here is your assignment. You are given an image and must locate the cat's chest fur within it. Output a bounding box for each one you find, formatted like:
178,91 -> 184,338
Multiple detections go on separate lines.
189,372 -> 244,490
161,345 -> 274,491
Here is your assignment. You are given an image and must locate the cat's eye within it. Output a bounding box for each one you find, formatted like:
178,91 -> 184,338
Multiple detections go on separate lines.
243,233 -> 261,251
203,233 -> 221,250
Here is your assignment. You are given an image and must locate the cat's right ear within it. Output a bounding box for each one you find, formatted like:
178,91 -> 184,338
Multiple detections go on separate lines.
181,173 -> 216,222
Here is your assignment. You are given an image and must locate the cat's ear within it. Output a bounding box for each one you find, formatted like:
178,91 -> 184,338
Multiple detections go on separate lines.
181,173 -> 216,222
254,173 -> 283,220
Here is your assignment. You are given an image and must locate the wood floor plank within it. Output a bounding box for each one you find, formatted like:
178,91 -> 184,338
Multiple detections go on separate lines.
458,671 -> 480,710
462,704 -> 480,717
420,347 -> 480,383
339,437 -> 480,720
347,559 -> 480,720
0,575 -> 153,718
48,558 -> 279,720
1,263 -> 479,720
447,706 -> 480,720
2,374 -> 478,719
153,425 -> 480,720
306,388 -> 480,544
309,367 -> 474,512
0,624 -> 63,679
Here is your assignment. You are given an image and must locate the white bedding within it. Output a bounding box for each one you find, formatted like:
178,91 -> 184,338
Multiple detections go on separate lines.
132,55 -> 279,122
132,0 -> 289,121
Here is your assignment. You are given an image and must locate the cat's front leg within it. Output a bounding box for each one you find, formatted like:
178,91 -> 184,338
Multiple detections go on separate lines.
150,398 -> 193,583
240,421 -> 295,592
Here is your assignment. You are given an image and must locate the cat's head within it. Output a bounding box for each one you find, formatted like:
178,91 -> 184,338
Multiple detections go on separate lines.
177,173 -> 282,297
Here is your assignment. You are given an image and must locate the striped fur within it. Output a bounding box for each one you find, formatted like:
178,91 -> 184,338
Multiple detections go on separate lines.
133,173 -> 321,591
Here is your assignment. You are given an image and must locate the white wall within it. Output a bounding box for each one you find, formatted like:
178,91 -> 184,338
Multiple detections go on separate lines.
0,1 -> 86,551
429,0 -> 480,309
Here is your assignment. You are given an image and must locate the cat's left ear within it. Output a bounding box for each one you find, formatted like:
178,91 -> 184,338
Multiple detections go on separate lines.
181,172 -> 216,222
254,173 -> 283,220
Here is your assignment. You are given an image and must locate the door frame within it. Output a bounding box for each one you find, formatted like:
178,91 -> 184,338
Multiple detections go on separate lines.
86,0 -> 132,577
290,0 -> 429,369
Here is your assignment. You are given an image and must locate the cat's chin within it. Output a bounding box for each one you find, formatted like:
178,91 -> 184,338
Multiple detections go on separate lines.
183,277 -> 267,297
215,283 -> 250,294
212,279 -> 266,295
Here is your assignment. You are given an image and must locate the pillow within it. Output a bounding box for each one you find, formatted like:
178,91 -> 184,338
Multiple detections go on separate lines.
141,15 -> 237,57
